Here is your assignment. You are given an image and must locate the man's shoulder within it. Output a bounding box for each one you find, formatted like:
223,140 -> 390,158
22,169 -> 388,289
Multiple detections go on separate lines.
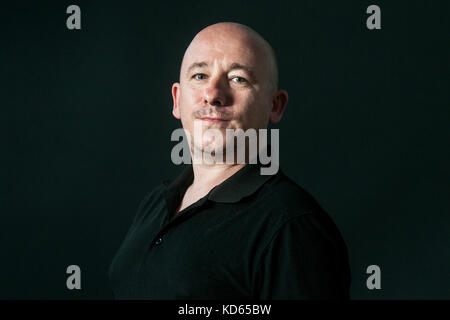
260,169 -> 324,219
133,183 -> 166,215
259,170 -> 349,251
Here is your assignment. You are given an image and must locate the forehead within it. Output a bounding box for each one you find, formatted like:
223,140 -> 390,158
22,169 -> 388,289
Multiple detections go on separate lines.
181,33 -> 266,75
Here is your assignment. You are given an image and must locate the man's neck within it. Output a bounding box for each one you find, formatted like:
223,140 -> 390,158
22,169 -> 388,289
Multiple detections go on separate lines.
190,162 -> 246,195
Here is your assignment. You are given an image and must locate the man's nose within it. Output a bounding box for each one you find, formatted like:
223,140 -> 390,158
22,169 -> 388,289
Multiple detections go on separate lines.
203,77 -> 229,107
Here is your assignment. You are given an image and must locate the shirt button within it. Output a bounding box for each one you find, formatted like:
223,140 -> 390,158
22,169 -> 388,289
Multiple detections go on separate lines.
154,238 -> 163,245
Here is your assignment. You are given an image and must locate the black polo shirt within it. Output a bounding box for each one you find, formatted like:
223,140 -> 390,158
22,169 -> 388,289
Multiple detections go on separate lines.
108,162 -> 351,299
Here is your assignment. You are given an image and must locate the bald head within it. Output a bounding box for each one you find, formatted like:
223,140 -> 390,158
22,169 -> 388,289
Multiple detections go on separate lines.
171,21 -> 288,137
180,22 -> 279,93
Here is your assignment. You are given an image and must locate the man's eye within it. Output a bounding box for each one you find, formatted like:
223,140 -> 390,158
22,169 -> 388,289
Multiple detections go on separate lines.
231,76 -> 247,83
193,74 -> 207,80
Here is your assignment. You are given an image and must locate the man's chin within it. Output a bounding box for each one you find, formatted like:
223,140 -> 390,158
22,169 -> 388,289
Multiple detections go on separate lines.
191,143 -> 228,164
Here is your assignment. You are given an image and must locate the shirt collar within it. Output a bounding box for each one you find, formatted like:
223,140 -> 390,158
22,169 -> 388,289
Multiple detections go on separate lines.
163,162 -> 278,204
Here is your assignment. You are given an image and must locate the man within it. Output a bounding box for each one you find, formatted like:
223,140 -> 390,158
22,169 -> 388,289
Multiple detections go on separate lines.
108,22 -> 351,299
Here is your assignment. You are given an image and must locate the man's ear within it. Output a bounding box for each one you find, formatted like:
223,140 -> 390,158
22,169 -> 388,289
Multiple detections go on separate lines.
171,82 -> 181,119
269,89 -> 288,123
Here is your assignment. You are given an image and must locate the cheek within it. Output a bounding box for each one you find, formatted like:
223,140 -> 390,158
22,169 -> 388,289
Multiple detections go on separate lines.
184,86 -> 203,103
234,92 -> 256,112
179,88 -> 199,116
178,88 -> 202,135
236,93 -> 269,126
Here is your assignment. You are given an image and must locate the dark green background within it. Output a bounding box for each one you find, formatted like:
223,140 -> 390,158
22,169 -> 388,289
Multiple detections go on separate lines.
2,0 -> 449,299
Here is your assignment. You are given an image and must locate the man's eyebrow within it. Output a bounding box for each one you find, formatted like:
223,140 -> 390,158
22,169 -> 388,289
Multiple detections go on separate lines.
186,62 -> 208,75
229,63 -> 256,80
185,62 -> 256,80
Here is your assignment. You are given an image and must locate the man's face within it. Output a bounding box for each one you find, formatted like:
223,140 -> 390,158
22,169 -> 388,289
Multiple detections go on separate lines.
172,26 -> 277,157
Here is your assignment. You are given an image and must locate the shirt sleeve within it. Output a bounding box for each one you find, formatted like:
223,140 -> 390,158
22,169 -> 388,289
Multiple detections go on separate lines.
253,210 -> 351,300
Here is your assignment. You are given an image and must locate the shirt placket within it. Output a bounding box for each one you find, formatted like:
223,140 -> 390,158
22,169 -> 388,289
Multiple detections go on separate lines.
147,196 -> 209,251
